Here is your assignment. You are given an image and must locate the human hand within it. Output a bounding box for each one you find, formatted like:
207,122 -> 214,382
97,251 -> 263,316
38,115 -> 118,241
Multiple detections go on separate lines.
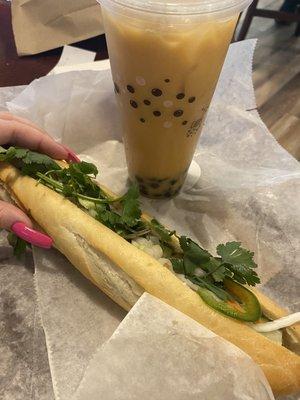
0,112 -> 80,249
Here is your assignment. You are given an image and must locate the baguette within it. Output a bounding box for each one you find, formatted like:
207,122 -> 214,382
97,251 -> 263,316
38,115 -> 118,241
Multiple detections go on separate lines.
0,162 -> 299,395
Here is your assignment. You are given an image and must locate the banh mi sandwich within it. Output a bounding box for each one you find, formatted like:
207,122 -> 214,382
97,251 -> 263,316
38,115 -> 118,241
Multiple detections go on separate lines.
0,146 -> 299,395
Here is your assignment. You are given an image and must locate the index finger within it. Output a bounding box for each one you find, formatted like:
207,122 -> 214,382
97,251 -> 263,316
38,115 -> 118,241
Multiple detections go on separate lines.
0,118 -> 68,160
0,112 -> 48,134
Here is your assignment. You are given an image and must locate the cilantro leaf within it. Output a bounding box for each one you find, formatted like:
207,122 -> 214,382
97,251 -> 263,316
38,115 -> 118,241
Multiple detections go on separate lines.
217,241 -> 260,286
0,146 -> 17,162
22,149 -> 59,167
150,219 -> 175,243
160,242 -> 174,258
0,146 -> 61,175
12,148 -> 28,159
179,237 -> 211,264
62,184 -> 74,197
217,241 -> 256,267
182,255 -> 198,275
176,236 -> 222,279
201,257 -> 227,283
98,208 -> 122,228
69,161 -> 98,177
171,258 -> 185,274
121,184 -> 142,227
57,162 -> 99,198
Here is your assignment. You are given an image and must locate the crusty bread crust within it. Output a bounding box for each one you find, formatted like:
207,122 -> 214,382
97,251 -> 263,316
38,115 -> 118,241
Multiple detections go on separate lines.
1,163 -> 299,395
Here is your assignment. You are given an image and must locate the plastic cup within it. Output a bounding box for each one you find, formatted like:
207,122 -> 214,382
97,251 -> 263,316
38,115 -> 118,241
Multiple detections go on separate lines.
99,0 -> 251,198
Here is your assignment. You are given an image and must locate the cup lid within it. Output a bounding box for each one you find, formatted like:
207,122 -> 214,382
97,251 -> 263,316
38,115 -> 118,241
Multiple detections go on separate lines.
103,0 -> 252,15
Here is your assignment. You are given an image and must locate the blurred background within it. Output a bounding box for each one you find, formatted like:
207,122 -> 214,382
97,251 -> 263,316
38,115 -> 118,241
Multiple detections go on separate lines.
0,0 -> 299,159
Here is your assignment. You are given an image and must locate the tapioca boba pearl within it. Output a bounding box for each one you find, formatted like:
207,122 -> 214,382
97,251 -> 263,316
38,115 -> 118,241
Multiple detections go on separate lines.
144,99 -> 151,106
174,110 -> 183,117
165,79 -> 170,83
150,182 -> 160,189
140,186 -> 149,195
164,191 -> 173,198
140,118 -> 146,123
153,111 -> 162,117
182,121 -> 188,126
130,100 -> 138,109
127,85 -> 135,93
151,88 -> 162,97
176,93 -> 185,100
148,177 -> 165,183
188,96 -> 196,103
153,193 -> 165,198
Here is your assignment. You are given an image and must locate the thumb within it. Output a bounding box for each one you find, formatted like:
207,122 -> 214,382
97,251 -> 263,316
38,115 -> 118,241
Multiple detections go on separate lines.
0,201 -> 53,249
0,200 -> 33,229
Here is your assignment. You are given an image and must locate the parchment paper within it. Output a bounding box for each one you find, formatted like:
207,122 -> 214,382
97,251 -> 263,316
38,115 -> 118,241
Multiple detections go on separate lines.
0,231 -> 54,400
1,40 -> 299,399
73,293 -> 274,400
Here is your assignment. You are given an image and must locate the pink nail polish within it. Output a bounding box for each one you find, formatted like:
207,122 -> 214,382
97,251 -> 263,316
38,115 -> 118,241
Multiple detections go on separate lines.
61,144 -> 80,163
67,151 -> 81,163
11,222 -> 53,249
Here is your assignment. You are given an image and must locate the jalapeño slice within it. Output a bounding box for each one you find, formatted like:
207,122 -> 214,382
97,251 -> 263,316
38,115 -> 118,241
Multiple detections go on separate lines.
198,277 -> 261,322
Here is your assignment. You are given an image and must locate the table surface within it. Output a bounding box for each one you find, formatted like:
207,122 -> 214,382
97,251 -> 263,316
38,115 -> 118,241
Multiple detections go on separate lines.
0,0 -> 109,88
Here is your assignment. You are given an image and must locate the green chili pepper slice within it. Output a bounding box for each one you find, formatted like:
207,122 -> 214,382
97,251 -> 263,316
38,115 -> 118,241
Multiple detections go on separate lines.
197,278 -> 261,322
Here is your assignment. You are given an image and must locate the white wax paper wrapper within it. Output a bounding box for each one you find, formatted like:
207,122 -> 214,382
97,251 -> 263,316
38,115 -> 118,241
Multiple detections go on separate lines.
73,293 -> 274,400
32,247 -> 125,399
0,231 -> 55,400
2,39 -> 299,399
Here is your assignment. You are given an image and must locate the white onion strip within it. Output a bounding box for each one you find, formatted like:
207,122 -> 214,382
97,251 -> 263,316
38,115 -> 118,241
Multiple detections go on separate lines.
253,312 -> 300,333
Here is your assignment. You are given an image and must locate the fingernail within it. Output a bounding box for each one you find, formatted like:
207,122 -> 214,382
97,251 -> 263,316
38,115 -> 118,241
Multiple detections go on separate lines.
11,222 -> 53,249
61,144 -> 80,163
67,151 -> 81,163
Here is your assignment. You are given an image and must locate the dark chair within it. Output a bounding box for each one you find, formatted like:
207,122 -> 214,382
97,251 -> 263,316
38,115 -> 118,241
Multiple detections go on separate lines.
237,0 -> 300,41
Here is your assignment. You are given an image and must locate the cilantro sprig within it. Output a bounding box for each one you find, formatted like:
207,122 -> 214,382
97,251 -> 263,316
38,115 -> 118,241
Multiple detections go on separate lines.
149,219 -> 175,243
170,237 -> 260,301
217,242 -> 260,285
36,166 -> 148,239
147,218 -> 176,257
120,184 -> 142,227
0,145 -> 60,175
0,145 -> 149,244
